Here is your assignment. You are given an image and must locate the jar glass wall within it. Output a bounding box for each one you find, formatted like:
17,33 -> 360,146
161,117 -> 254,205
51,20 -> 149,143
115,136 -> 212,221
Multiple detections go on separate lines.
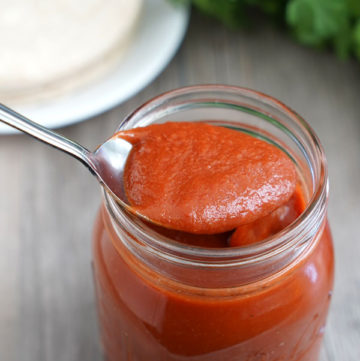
92,85 -> 334,361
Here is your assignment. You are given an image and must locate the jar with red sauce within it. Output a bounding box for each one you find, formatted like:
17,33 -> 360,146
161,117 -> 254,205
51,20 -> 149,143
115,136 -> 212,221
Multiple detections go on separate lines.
92,86 -> 334,361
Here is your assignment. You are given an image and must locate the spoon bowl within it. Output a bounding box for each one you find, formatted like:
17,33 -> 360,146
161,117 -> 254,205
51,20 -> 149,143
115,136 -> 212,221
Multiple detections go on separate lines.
90,136 -> 133,206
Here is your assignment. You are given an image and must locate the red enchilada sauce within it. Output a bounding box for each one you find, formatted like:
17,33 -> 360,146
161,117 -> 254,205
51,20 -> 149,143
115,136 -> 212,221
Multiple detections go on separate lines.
93,122 -> 333,360
117,122 -> 297,235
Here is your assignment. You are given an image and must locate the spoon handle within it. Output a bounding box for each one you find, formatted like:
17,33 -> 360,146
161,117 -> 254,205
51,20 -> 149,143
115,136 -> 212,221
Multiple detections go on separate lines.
0,104 -> 94,171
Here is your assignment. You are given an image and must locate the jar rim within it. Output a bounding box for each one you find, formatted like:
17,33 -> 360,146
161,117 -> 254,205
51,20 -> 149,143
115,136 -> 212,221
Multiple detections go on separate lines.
103,84 -> 328,267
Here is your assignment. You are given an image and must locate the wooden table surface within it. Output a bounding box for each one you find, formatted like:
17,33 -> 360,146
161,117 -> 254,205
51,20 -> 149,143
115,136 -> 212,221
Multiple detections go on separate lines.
1,11 -> 359,361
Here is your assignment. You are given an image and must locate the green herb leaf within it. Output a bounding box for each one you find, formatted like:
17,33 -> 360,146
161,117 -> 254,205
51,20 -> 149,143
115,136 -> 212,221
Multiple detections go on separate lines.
353,19 -> 360,60
346,0 -> 360,18
333,18 -> 352,59
286,0 -> 348,46
192,0 -> 248,27
174,0 -> 360,62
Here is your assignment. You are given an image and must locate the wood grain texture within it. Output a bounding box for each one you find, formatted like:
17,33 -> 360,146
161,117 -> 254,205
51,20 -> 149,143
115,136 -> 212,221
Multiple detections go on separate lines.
1,10 -> 359,361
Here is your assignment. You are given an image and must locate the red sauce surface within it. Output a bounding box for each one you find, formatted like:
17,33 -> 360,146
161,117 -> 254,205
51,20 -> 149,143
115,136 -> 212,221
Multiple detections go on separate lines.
116,122 -> 297,234
230,184 -> 306,246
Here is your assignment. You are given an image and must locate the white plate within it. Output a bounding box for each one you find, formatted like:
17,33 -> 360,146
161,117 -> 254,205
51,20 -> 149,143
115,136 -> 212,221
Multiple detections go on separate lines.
0,0 -> 189,135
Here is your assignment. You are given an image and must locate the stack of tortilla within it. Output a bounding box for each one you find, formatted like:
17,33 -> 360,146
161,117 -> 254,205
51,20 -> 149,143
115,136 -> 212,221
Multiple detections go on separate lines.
0,0 -> 143,104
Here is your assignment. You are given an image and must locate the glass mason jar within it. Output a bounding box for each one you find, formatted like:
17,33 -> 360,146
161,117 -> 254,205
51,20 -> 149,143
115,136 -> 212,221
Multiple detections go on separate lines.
92,85 -> 334,361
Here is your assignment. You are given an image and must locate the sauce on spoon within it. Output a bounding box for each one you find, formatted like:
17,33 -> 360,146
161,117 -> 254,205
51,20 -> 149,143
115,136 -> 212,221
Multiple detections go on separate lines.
115,122 -> 297,236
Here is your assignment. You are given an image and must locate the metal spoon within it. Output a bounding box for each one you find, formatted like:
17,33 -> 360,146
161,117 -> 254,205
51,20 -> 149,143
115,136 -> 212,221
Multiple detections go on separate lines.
0,103 -> 134,212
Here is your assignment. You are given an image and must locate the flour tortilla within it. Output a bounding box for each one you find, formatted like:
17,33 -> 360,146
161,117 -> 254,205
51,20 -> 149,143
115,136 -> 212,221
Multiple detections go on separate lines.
0,0 -> 142,103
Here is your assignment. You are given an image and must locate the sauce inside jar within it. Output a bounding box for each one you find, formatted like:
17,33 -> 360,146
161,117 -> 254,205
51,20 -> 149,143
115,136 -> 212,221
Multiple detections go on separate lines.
93,118 -> 333,361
